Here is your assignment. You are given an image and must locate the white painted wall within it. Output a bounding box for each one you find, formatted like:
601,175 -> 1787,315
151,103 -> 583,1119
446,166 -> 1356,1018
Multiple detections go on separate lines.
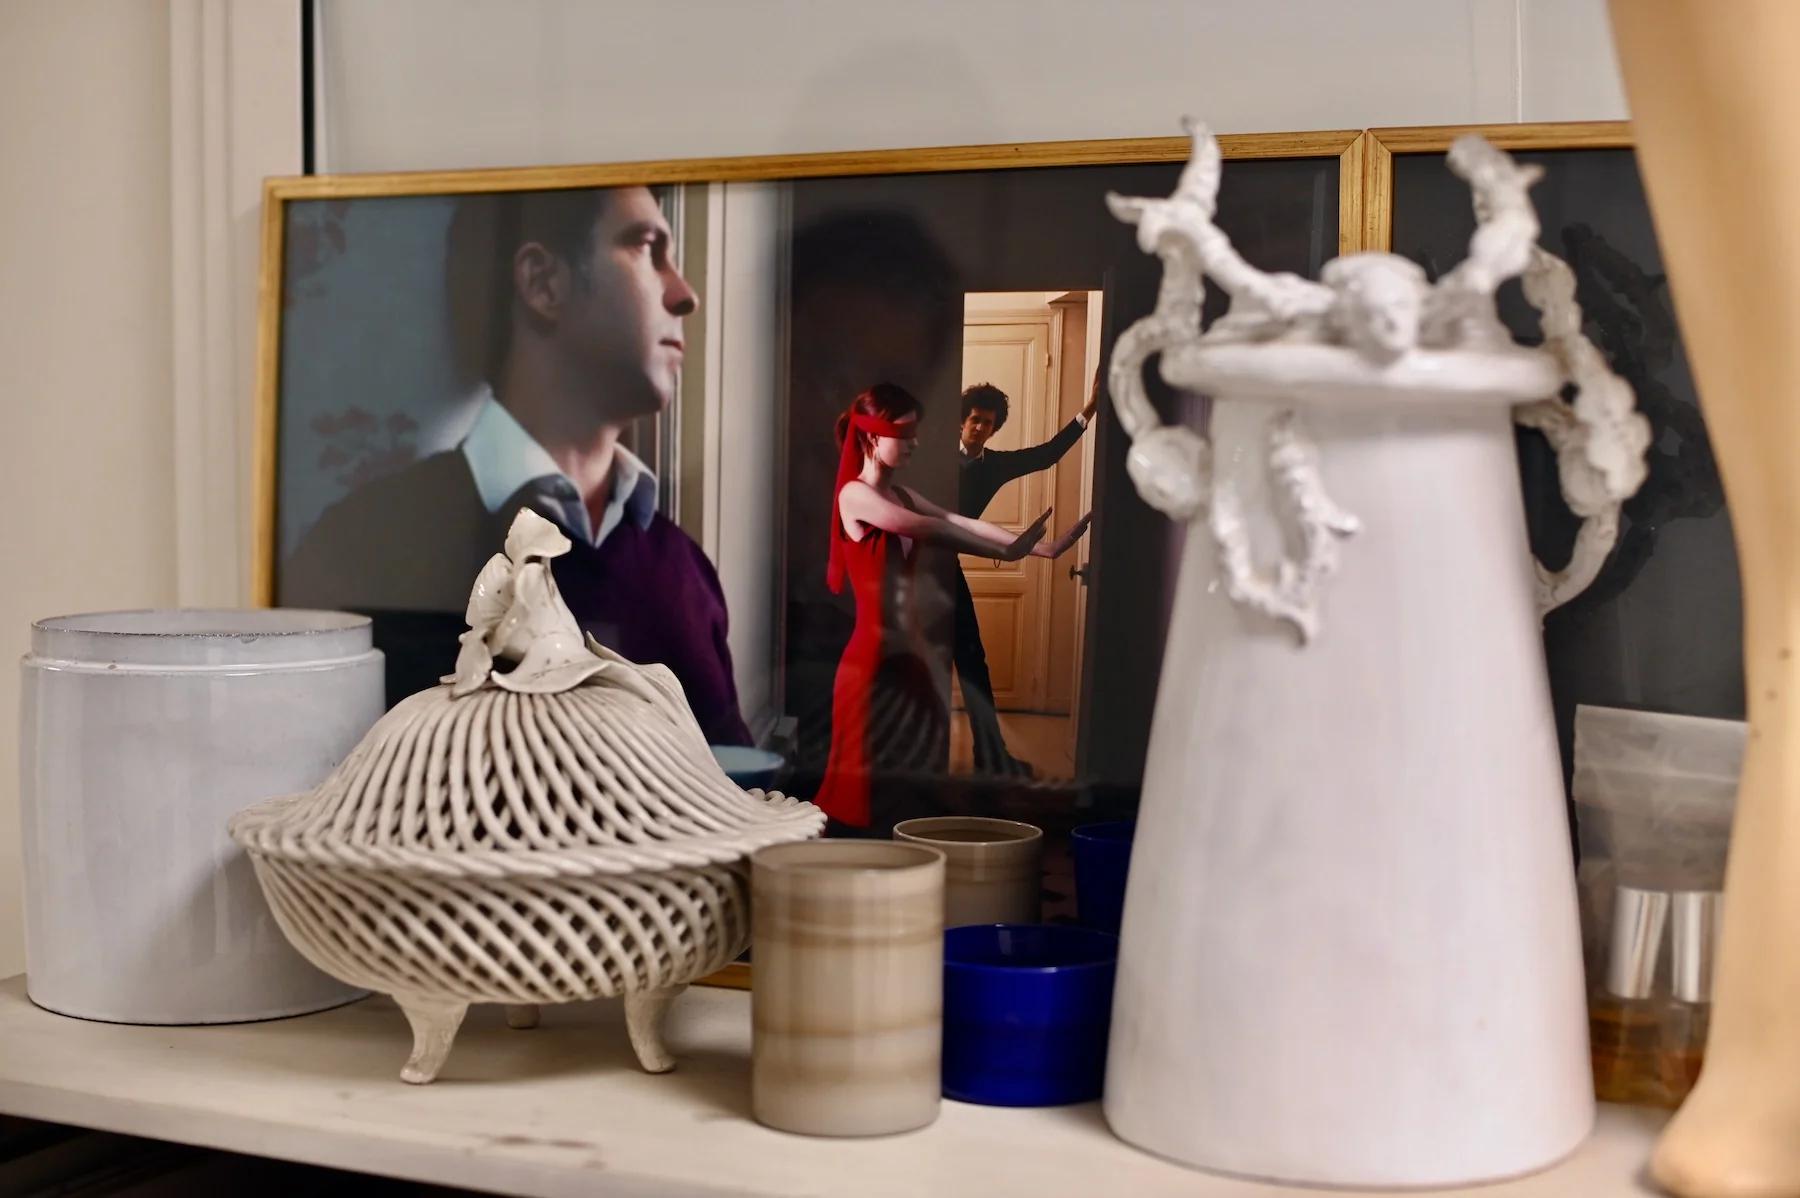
1520,0 -> 1630,122
0,0 -> 299,980
314,0 -> 1626,175
0,3 -> 178,978
0,0 -> 1626,980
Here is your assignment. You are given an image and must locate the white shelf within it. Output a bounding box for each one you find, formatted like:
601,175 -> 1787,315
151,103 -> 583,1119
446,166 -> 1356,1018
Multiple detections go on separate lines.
0,975 -> 1665,1197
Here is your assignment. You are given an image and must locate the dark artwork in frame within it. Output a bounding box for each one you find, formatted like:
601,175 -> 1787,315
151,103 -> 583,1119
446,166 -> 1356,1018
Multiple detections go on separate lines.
780,155 -> 1341,916
1391,148 -> 1745,792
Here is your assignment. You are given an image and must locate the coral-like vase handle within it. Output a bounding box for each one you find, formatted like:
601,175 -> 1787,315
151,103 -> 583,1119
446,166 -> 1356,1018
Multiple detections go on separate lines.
1106,251 -> 1211,523
1515,247 -> 1652,617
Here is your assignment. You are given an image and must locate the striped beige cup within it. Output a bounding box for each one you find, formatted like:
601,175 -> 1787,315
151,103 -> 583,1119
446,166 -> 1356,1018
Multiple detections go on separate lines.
894,816 -> 1043,928
750,840 -> 945,1136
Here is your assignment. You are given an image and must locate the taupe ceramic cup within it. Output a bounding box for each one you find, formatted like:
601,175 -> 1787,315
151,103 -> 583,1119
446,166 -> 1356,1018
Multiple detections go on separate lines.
750,840 -> 946,1137
893,816 -> 1043,928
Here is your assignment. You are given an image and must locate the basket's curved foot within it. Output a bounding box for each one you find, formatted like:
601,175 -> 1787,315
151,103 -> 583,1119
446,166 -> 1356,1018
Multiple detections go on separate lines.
624,985 -> 686,1073
393,994 -> 467,1084
504,1003 -> 541,1030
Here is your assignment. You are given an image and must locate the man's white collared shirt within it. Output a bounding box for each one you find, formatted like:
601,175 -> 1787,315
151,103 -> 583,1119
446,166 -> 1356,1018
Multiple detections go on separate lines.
460,391 -> 658,548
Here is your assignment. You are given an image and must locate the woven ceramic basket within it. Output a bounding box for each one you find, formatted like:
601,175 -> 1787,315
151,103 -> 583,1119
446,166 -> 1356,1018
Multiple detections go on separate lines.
230,511 -> 823,1082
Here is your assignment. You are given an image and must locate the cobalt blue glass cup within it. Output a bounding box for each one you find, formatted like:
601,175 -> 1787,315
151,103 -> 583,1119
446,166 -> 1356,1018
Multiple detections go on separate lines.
941,924 -> 1119,1106
1070,820 -> 1135,934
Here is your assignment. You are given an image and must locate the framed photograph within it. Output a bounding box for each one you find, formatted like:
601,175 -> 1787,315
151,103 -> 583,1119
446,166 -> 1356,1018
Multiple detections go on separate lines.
255,129 -> 1362,986
1369,121 -> 1744,773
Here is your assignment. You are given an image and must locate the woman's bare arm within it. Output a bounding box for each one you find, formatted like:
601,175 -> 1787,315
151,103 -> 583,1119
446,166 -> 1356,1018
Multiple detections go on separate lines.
841,482 -> 1047,560
898,487 -> 1038,551
901,487 -> 1087,560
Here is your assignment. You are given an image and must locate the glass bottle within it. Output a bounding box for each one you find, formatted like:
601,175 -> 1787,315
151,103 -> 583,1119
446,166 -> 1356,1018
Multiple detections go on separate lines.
1591,886 -> 1670,1105
1655,891 -> 1721,1103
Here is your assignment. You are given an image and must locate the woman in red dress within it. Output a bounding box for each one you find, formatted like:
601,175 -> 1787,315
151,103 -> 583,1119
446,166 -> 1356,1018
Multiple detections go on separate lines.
815,383 -> 1091,829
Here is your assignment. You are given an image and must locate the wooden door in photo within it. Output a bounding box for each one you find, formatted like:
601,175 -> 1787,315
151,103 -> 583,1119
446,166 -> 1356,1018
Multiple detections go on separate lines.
959,312 -> 1059,713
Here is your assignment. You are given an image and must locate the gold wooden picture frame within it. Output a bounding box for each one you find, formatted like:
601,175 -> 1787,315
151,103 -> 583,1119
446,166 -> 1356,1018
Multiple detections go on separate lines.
1358,119 -> 1632,251
252,128 -> 1366,605
249,128 -> 1364,992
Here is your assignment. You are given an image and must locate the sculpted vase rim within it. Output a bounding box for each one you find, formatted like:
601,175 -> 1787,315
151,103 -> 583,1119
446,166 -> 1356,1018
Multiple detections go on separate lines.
1163,339 -> 1566,409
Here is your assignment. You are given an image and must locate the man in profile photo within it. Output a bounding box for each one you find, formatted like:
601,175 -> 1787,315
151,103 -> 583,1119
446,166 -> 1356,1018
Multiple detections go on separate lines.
955,379 -> 1097,776
284,185 -> 752,745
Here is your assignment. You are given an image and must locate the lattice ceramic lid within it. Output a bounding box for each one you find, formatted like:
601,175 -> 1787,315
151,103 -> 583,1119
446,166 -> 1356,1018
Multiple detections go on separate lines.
231,511 -> 823,876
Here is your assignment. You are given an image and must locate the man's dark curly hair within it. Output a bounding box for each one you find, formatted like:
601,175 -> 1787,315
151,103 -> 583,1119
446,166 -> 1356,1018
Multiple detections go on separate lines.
960,382 -> 1010,431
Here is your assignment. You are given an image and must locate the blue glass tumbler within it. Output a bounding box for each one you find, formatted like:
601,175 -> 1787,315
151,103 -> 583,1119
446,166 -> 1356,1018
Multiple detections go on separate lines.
1070,820 -> 1135,934
942,924 -> 1119,1106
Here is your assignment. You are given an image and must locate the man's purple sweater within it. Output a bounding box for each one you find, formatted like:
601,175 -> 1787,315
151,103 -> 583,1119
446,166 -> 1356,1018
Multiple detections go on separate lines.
283,450 -> 753,746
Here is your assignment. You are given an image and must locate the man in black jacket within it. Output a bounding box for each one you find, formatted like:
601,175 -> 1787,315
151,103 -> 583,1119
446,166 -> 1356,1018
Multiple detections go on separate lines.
955,380 -> 1098,775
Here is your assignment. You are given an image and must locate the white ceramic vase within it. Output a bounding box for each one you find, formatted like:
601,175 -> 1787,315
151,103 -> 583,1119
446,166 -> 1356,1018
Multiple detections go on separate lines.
1099,127 -> 1650,1187
20,609 -> 383,1024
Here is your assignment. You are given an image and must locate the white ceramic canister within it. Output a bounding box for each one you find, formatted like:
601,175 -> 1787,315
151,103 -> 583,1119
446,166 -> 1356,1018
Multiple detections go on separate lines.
20,609 -> 383,1023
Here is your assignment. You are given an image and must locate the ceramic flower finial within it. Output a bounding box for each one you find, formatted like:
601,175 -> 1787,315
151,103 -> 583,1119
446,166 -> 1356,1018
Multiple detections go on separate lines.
445,509 -> 607,697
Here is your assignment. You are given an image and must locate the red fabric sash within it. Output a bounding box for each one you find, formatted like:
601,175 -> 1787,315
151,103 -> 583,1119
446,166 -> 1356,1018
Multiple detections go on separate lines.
827,411 -> 914,593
